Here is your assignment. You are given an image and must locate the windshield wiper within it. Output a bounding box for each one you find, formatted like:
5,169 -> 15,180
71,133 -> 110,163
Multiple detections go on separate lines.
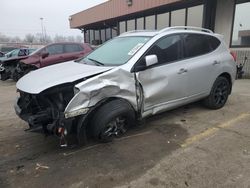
87,58 -> 104,66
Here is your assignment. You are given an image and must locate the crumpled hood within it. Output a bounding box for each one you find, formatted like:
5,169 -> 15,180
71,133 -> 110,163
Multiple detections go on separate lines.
16,61 -> 113,94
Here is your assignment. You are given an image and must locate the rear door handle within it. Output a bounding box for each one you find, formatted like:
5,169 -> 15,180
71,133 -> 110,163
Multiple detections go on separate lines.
178,68 -> 188,74
213,60 -> 221,65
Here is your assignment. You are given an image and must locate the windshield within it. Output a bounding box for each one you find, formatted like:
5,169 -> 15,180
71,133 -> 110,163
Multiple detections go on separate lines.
5,49 -> 18,57
81,36 -> 150,66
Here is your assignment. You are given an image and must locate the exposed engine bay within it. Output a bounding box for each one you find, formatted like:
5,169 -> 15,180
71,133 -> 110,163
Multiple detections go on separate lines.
0,60 -> 36,81
15,82 -> 82,146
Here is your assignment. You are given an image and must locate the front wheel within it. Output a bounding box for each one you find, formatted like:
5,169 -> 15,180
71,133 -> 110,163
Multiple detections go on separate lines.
91,99 -> 135,143
203,77 -> 230,109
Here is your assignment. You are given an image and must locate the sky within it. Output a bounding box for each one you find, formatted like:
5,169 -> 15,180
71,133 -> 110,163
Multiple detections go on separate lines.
0,0 -> 107,39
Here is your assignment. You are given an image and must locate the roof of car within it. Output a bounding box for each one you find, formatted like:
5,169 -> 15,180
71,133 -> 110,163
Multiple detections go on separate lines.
119,26 -> 215,38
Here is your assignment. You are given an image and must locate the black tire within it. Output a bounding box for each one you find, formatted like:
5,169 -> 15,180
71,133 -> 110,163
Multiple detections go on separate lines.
12,70 -> 20,82
0,71 -> 9,81
91,99 -> 135,143
203,76 -> 230,109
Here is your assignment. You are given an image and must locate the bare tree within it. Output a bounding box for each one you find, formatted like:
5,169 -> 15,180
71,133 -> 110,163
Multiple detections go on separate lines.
54,35 -> 66,42
66,36 -> 75,42
24,34 -> 35,43
0,32 -> 83,44
0,33 -> 11,42
75,35 -> 83,43
34,33 -> 44,43
44,35 -> 52,43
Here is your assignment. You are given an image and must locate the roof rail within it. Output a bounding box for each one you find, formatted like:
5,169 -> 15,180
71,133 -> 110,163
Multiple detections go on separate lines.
120,29 -> 156,36
120,30 -> 146,36
159,26 -> 213,34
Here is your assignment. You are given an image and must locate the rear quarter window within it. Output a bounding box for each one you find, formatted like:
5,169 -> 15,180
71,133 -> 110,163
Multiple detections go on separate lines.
183,34 -> 221,59
64,44 -> 83,53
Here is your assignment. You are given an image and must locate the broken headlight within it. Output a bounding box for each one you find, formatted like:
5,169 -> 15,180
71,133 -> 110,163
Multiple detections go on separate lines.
73,87 -> 80,95
64,107 -> 89,119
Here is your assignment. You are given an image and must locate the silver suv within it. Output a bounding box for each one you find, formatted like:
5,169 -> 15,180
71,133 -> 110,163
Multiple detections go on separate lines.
15,27 -> 236,145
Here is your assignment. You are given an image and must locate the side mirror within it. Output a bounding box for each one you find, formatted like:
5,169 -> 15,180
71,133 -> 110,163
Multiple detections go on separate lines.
132,54 -> 159,72
41,52 -> 49,59
145,55 -> 158,67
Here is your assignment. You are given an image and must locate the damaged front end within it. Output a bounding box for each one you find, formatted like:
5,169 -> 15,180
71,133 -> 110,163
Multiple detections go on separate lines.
15,83 -> 78,146
0,60 -> 18,81
0,58 -> 32,81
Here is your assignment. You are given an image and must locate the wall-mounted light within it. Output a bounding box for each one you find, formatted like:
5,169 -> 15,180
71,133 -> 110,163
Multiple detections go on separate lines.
126,0 -> 132,6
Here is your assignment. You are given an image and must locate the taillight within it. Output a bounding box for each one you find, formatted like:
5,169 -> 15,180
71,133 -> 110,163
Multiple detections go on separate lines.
230,51 -> 237,62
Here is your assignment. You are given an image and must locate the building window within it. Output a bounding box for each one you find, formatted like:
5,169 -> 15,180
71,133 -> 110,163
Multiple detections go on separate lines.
187,5 -> 203,27
171,9 -> 186,26
157,12 -> 169,29
94,30 -> 100,40
119,21 -> 126,34
112,28 -> 117,37
145,15 -> 155,30
85,30 -> 90,43
106,28 -> 111,40
231,1 -> 250,47
127,19 -> 135,31
89,30 -> 94,44
137,17 -> 144,30
101,29 -> 105,43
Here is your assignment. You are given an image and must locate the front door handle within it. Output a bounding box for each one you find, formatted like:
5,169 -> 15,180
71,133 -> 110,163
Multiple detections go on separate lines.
213,60 -> 221,65
178,68 -> 188,74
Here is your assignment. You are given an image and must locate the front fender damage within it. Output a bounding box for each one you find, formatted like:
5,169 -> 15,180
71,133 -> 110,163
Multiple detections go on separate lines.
65,68 -> 137,117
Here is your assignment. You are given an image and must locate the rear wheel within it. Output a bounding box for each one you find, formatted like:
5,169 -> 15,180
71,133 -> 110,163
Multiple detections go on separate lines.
91,99 -> 135,143
203,77 -> 230,109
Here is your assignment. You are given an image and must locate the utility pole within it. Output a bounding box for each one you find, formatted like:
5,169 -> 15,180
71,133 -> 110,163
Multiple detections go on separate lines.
40,17 -> 44,43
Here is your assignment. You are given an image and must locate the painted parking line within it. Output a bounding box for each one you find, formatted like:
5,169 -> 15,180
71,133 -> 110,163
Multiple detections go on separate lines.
63,130 -> 153,156
116,130 -> 152,141
63,144 -> 103,156
181,113 -> 250,148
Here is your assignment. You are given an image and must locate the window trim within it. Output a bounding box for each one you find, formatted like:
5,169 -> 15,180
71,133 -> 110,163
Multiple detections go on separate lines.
131,32 -> 221,72
230,0 -> 250,48
131,33 -> 184,72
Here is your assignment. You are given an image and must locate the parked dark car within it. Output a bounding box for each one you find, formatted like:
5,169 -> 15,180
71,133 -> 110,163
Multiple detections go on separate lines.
0,42 -> 93,81
0,46 -> 19,54
0,48 -> 36,62
0,51 -> 4,57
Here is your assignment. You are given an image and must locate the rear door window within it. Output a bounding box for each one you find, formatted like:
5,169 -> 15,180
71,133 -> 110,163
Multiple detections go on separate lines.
183,34 -> 220,58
